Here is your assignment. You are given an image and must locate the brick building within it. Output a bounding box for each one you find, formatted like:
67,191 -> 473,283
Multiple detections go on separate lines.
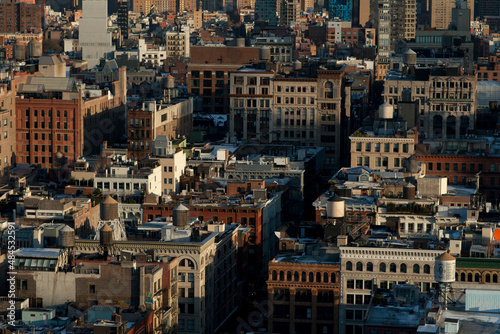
267,250 -> 340,334
416,153 -> 500,202
15,65 -> 127,169
0,0 -> 44,33
187,46 -> 260,115
142,185 -> 283,275
127,97 -> 193,160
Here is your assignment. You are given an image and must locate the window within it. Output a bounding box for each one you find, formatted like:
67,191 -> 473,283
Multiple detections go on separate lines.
423,264 -> 430,274
356,262 -> 363,271
89,284 -> 96,293
390,263 -> 396,272
380,263 -> 386,272
347,279 -> 354,289
413,264 -> 420,273
346,261 -> 352,271
400,263 -> 407,273
367,262 -> 373,272
188,273 -> 194,282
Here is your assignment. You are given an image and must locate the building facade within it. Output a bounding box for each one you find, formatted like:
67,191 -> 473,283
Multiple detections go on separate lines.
267,257 -> 340,334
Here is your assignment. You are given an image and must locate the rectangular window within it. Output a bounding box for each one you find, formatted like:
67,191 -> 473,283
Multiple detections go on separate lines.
384,143 -> 390,152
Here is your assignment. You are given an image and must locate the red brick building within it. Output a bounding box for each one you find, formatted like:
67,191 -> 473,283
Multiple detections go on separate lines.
0,0 -> 44,33
476,50 -> 500,83
15,67 -> 127,169
416,154 -> 500,202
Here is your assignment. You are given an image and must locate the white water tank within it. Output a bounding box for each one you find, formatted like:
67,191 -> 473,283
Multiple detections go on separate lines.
379,102 -> 394,119
403,49 -> 417,66
326,195 -> 345,218
435,250 -> 456,283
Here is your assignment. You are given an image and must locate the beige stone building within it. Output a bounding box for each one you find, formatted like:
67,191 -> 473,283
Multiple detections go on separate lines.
0,82 -> 15,181
383,72 -> 477,140
339,246 -> 444,334
431,0 -> 473,29
229,68 -> 351,170
349,127 -> 417,169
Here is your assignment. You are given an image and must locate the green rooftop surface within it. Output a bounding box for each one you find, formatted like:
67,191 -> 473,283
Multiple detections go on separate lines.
456,258 -> 500,269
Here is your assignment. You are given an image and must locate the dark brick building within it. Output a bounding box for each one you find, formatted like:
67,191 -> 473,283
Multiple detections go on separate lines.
0,0 -> 44,33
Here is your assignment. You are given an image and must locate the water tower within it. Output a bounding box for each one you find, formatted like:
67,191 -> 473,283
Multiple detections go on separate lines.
327,195 -> 345,219
435,250 -> 456,310
100,223 -> 114,258
58,225 -> 75,268
173,204 -> 190,227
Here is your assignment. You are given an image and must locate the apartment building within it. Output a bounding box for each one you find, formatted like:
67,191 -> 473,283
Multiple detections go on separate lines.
383,68 -> 477,140
339,246 -> 444,334
229,68 -> 351,170
0,0 -> 44,33
15,64 -> 127,169
72,222 -> 241,334
150,136 -> 187,195
267,252 -> 340,334
93,159 -> 162,196
165,30 -> 190,60
187,46 -> 260,115
349,104 -> 418,169
127,97 -> 193,160
0,82 -> 15,181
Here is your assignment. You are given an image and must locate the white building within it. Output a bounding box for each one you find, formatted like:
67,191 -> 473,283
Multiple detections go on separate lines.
94,160 -> 162,196
151,136 -> 187,195
79,0 -> 115,68
165,29 -> 190,59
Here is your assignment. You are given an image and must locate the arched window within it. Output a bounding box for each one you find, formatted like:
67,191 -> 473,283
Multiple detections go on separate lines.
331,273 -> 336,283
294,271 -> 299,282
460,273 -> 466,281
272,270 -> 277,280
413,264 -> 420,274
493,274 -> 498,283
316,272 -> 321,283
324,273 -> 329,283
325,81 -> 334,98
486,274 -> 491,283
279,271 -> 284,281
446,115 -> 457,138
287,271 -> 292,281
356,262 -> 363,271
380,263 -> 386,272
433,115 -> 443,138
309,272 -> 314,282
302,271 -> 306,282
424,264 -> 430,274
390,263 -> 397,273
467,273 -> 473,282
400,263 -> 407,273
346,261 -> 353,271
475,273 -> 480,282
367,262 -> 373,272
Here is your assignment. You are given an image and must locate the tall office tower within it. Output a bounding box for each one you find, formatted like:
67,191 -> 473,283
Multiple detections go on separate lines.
370,0 -> 416,59
80,0 -> 115,68
255,0 -> 277,25
476,0 -> 500,18
352,0 -> 370,26
330,0 -> 352,20
117,0 -> 128,39
431,0 -> 473,29
280,0 -> 300,25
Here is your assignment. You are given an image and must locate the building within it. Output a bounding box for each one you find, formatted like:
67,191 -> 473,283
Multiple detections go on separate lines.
142,185 -> 282,275
431,0 -> 473,29
165,29 -> 190,60
131,0 -> 176,15
79,0 -> 115,68
267,250 -> 340,334
15,65 -> 127,169
255,0 -> 277,25
0,0 -> 44,33
93,160 -> 162,196
383,66 -> 477,141
72,222 -> 242,334
187,46 -> 260,115
349,104 -> 418,170
117,0 -> 128,39
476,0 -> 500,19
370,0 -> 416,59
229,67 -> 352,171
127,96 -> 193,160
338,246 -> 445,334
279,0 -> 300,25
0,82 -> 15,181
329,0 -> 351,21
150,136 -> 187,195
